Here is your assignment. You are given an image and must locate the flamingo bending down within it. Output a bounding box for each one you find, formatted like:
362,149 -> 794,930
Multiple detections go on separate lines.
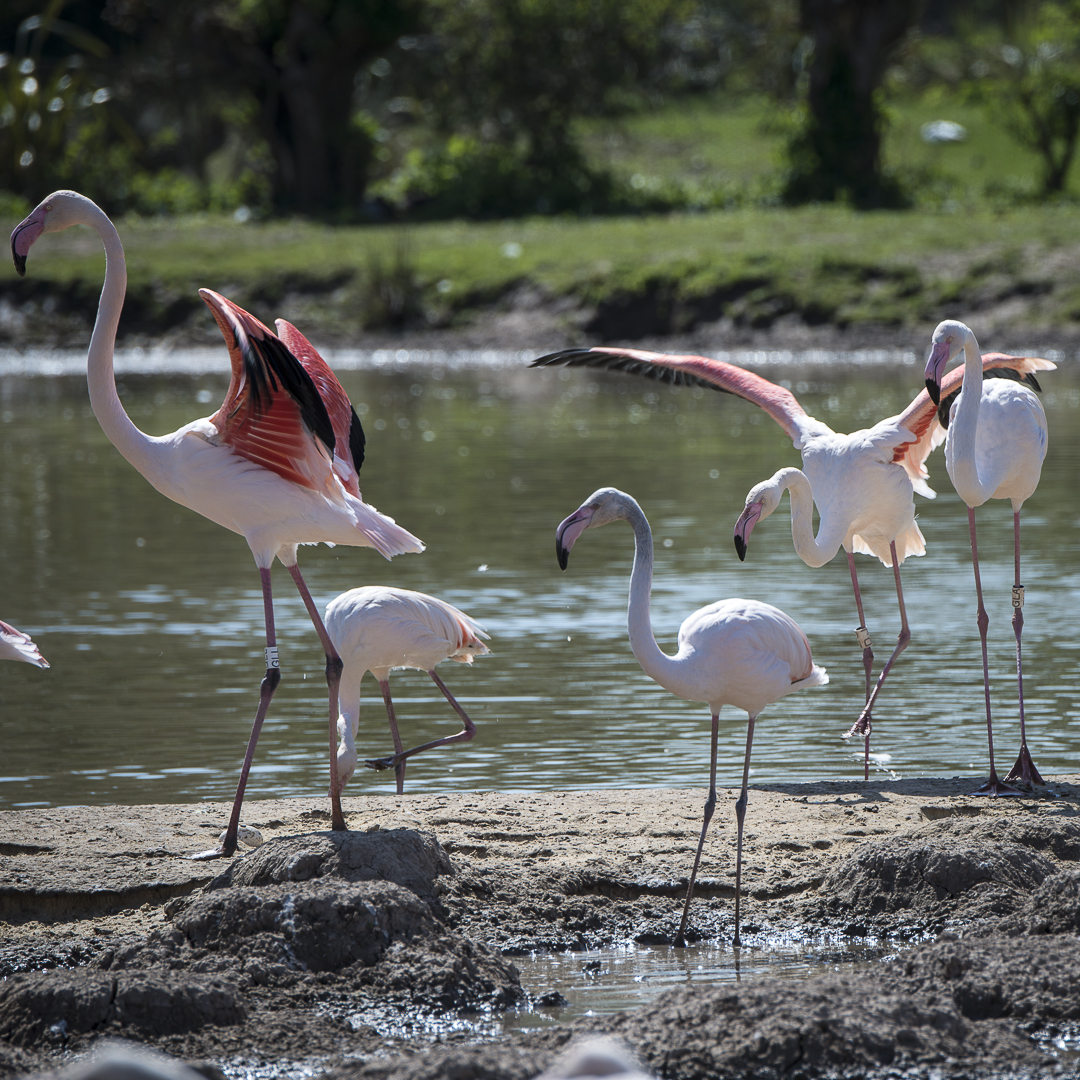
925,320 -> 1054,795
11,191 -> 424,856
555,487 -> 828,946
0,620 -> 49,668
324,585 -> 489,795
534,345 -> 1053,779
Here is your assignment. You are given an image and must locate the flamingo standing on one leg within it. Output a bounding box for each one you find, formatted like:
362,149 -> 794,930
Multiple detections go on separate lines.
555,487 -> 828,946
324,585 -> 489,795
533,345 -> 1053,779
0,620 -> 49,668
11,190 -> 424,856
924,319 -> 1054,795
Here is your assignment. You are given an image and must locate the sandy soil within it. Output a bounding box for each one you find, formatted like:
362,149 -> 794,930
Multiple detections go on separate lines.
2,776 -> 1080,1079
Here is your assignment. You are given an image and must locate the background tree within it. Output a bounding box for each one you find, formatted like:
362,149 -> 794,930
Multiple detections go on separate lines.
783,0 -> 926,208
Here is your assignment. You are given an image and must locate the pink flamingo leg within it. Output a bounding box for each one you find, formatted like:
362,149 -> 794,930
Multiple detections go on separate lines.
968,508 -> 1022,797
845,541 -> 912,779
369,679 -> 407,793
675,711 -> 721,947
287,564 -> 347,831
844,550 -> 874,778
1003,511 -> 1045,787
194,566 -> 281,859
365,669 -> 477,776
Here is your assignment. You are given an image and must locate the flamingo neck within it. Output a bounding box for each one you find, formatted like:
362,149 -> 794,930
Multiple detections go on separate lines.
622,499 -> 681,687
80,203 -> 151,471
948,333 -> 990,505
775,468 -> 843,567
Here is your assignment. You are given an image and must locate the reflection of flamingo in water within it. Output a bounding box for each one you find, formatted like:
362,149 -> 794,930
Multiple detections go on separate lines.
555,487 -> 828,947
925,320 -> 1054,796
325,585 -> 489,796
534,345 -> 1054,779
11,191 -> 423,857
0,620 -> 49,668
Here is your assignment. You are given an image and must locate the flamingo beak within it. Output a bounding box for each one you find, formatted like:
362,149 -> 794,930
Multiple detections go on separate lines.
10,211 -> 47,277
733,501 -> 763,562
924,341 -> 951,406
555,507 -> 593,570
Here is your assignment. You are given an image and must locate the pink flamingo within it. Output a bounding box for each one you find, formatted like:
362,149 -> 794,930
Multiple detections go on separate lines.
0,620 -> 49,668
534,345 -> 1053,779
556,487 -> 828,946
11,191 -> 424,857
925,320 -> 1054,796
325,586 -> 489,795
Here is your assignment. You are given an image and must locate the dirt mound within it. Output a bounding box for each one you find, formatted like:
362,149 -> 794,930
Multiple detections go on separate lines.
820,817 -> 1067,919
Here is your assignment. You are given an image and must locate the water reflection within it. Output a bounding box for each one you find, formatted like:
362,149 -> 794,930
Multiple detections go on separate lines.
1,347 -> 1078,811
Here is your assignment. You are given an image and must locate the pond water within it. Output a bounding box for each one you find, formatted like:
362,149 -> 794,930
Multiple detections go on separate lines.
2,344 -> 1079,813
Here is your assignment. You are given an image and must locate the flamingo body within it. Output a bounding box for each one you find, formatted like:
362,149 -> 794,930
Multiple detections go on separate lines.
556,487 -> 827,945
0,620 -> 49,668
11,190 -> 423,855
325,586 -> 490,795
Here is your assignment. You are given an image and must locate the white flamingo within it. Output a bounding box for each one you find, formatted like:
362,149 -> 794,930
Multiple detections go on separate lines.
555,487 -> 828,946
925,319 -> 1054,795
11,190 -> 424,856
534,345 -> 1054,779
0,620 -> 49,668
324,586 -> 489,795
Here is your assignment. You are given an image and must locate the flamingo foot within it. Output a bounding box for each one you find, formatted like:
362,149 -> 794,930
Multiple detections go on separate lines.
1003,744 -> 1046,788
842,711 -> 871,742
970,773 -> 1024,797
189,845 -> 230,860
364,755 -> 400,772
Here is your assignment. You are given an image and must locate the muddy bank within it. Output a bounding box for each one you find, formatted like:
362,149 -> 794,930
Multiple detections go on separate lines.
1,777 -> 1079,1079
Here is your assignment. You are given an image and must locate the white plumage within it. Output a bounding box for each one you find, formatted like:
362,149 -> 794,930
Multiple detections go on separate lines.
555,487 -> 827,947
325,586 -> 490,795
0,620 -> 49,668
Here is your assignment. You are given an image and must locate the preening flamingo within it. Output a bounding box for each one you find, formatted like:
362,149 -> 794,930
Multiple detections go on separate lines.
11,190 -> 424,857
324,585 -> 489,795
534,345 -> 1052,779
555,487 -> 828,946
925,320 -> 1054,795
0,620 -> 49,668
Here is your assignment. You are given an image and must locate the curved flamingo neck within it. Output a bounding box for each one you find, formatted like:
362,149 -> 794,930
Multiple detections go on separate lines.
948,332 -> 991,505
78,201 -> 151,471
621,499 -> 681,687
773,468 -> 843,567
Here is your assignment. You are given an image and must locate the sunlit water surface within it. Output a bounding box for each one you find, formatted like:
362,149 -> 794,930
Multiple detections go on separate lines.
2,345 -> 1079,812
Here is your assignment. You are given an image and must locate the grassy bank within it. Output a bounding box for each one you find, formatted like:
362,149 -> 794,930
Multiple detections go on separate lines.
3,201 -> 1080,348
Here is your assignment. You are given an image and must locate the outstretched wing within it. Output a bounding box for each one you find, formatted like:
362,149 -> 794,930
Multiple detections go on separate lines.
531,346 -> 831,448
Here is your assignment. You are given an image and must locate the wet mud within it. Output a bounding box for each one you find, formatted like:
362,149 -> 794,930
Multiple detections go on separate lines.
1,777 -> 1079,1079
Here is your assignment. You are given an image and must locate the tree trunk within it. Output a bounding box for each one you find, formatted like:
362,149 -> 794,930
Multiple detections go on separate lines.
784,0 -> 924,208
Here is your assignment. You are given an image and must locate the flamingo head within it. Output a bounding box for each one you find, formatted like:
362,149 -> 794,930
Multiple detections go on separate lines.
924,320 -> 973,406
733,474 -> 789,561
555,487 -> 631,569
10,190 -> 97,276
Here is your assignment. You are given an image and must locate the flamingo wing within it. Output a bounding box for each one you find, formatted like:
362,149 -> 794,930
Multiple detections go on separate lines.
531,347 -> 828,447
200,289 -> 340,495
276,319 -> 366,497
0,620 -> 49,668
892,352 -> 1056,491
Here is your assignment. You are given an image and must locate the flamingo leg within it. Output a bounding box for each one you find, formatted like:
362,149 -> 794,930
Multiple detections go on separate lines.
367,678 -> 407,793
193,566 -> 281,859
846,541 -> 912,778
365,670 -> 477,774
1004,510 -> 1045,788
675,711 -> 720,947
731,714 -> 756,948
286,563 -> 347,831
844,551 -> 874,780
968,507 -> 1022,797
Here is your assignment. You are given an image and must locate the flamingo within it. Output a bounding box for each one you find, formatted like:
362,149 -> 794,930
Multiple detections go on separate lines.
0,620 -> 49,668
555,486 -> 828,946
534,345 -> 1054,779
10,190 -> 424,857
925,319 -> 1054,796
324,585 -> 490,795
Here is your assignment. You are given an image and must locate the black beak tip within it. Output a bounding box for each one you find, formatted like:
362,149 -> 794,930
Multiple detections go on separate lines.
12,250 -> 26,277
925,378 -> 940,406
556,543 -> 569,571
734,535 -> 747,562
